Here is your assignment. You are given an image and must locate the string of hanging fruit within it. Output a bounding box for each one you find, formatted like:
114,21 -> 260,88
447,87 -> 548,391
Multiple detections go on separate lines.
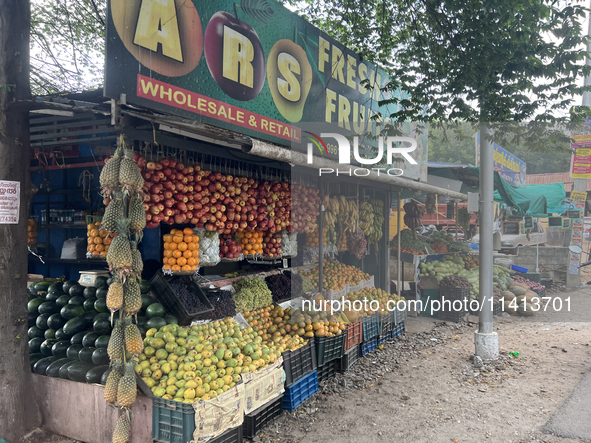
99,136 -> 145,443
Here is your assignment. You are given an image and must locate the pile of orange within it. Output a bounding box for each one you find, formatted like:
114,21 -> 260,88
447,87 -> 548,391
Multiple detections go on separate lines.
305,226 -> 328,247
162,227 -> 200,273
87,221 -> 114,258
27,219 -> 37,246
238,231 -> 263,256
301,261 -> 370,291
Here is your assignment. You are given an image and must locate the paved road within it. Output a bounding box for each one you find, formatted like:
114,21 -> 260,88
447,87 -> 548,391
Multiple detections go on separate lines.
543,367 -> 591,440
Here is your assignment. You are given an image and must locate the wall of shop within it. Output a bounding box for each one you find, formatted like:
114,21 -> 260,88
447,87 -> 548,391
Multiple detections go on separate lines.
513,246 -> 580,287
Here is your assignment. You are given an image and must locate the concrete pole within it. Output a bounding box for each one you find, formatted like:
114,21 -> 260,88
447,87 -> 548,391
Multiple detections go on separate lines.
397,192 -> 402,297
475,123 -> 499,361
582,6 -> 591,107
319,179 -> 324,294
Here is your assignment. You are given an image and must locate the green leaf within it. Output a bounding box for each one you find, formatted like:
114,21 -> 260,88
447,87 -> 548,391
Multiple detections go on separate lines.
240,0 -> 275,25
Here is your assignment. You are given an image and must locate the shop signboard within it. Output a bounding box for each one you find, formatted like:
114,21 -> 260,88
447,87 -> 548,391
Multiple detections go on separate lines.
570,146 -> 591,179
104,1 -> 423,178
475,133 -> 526,187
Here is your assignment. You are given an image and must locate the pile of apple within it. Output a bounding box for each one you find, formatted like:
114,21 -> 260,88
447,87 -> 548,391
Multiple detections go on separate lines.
291,184 -> 320,234
135,154 -> 293,234
262,232 -> 283,258
219,234 -> 242,260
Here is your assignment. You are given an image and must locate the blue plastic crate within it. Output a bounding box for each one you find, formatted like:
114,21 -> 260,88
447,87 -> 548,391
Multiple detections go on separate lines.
282,370 -> 319,412
392,322 -> 405,338
377,331 -> 393,346
152,397 -> 195,443
361,314 -> 381,341
359,337 -> 378,357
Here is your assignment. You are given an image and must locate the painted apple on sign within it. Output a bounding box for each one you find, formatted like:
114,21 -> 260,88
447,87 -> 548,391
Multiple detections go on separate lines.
204,10 -> 266,101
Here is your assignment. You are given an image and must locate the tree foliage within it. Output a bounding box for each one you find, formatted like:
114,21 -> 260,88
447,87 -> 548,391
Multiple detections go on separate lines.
290,0 -> 591,150
30,0 -> 105,95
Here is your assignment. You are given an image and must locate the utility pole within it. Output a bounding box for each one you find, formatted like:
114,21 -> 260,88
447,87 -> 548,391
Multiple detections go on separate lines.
474,123 -> 499,361
0,0 -> 39,440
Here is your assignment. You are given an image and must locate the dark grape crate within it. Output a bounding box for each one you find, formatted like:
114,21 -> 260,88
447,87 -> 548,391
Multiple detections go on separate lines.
282,370 -> 319,412
243,395 -> 283,439
150,270 -> 214,325
209,426 -> 243,443
283,337 -> 317,388
336,344 -> 359,372
315,334 -> 346,367
317,359 -> 338,383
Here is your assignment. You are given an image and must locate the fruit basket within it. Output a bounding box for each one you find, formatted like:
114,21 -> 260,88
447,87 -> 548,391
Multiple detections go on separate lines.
150,270 -> 213,325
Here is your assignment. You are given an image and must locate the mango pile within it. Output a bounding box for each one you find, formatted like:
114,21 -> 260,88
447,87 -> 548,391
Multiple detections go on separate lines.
344,287 -> 405,319
136,317 -> 281,403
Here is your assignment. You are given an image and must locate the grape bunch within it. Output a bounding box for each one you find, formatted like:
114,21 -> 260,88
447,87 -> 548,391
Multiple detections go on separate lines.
205,289 -> 237,320
265,271 -> 303,303
170,281 -> 210,314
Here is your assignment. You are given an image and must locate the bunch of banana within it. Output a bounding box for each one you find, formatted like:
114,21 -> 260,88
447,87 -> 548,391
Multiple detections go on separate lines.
359,201 -> 375,237
367,199 -> 385,245
341,197 -> 358,236
403,201 -> 426,236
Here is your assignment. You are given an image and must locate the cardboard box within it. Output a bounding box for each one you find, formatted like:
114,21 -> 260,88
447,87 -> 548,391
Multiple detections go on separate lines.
193,383 -> 245,442
241,357 -> 285,415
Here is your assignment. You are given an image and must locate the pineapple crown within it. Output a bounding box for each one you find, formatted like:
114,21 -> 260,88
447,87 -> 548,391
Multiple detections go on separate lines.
123,148 -> 134,160
130,241 -> 138,250
116,219 -> 131,235
124,361 -> 136,375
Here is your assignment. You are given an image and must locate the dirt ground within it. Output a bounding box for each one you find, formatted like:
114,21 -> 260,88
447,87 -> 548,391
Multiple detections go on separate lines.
256,287 -> 591,443
19,287 -> 591,443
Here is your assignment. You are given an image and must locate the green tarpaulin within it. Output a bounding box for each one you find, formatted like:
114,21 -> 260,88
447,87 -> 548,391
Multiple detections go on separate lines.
425,165 -> 565,217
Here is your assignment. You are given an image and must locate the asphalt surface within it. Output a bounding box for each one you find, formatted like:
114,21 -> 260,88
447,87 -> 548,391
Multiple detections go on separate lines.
543,367 -> 591,440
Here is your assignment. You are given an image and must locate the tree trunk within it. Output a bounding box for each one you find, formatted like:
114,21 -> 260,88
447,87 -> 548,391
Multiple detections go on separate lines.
0,0 -> 40,440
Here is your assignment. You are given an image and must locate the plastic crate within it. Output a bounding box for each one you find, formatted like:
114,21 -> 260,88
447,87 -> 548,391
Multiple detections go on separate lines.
150,270 -> 214,325
243,395 -> 283,439
282,370 -> 319,412
336,344 -> 359,372
533,288 -> 545,297
438,287 -> 470,323
377,331 -> 392,346
379,311 -> 394,336
420,295 -> 439,318
359,337 -> 378,357
209,426 -> 243,443
152,397 -> 195,443
344,321 -> 362,351
283,338 -> 317,387
396,304 -> 407,325
315,333 -> 346,366
317,359 -> 338,383
392,322 -> 405,338
361,314 -> 381,341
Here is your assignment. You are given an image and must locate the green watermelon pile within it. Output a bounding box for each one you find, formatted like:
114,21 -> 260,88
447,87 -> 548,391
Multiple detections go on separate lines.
27,278 -> 177,384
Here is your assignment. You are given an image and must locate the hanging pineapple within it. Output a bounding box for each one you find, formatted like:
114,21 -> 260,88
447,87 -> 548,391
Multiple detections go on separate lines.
102,136 -> 145,443
100,146 -> 122,195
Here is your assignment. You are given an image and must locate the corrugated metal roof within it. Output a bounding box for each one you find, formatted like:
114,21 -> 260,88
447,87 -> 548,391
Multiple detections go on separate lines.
526,173 -> 591,191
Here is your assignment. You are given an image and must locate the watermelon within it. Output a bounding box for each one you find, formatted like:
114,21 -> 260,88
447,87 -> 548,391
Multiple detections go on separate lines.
146,303 -> 165,318
82,332 -> 99,347
83,287 -> 97,299
28,326 -> 44,339
95,276 -> 109,288
62,280 -> 78,294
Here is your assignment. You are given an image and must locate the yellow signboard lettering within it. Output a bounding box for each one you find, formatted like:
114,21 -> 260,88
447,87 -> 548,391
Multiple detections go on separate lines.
277,52 -> 301,102
133,0 -> 183,63
222,26 -> 255,88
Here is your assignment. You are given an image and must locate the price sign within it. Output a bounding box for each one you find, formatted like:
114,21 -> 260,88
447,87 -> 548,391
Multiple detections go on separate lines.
0,181 -> 20,224
570,191 -> 587,202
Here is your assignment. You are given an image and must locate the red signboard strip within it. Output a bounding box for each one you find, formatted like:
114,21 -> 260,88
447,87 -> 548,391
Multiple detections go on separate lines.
136,74 -> 301,143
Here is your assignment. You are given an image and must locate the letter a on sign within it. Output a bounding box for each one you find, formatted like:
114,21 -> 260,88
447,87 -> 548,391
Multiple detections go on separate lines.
134,0 -> 184,63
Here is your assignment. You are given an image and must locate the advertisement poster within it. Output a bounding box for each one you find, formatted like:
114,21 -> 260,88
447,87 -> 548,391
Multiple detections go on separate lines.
0,181 -> 20,224
475,133 -> 526,187
571,147 -> 591,179
104,0 -> 425,179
